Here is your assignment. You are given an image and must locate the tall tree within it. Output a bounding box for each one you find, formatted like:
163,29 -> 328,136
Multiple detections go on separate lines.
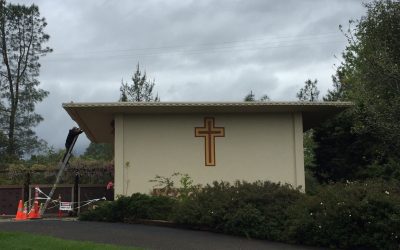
323,73 -> 347,102
120,64 -> 160,102
340,0 -> 400,151
244,90 -> 270,102
244,90 -> 255,101
82,142 -> 113,161
0,1 -> 52,160
313,0 -> 400,182
296,79 -> 319,178
296,79 -> 320,101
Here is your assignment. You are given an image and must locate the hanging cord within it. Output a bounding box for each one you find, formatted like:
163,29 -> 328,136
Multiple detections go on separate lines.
35,187 -> 107,211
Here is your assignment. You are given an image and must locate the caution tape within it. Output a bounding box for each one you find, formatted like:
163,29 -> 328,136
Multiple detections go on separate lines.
34,187 -> 107,210
74,197 -> 106,210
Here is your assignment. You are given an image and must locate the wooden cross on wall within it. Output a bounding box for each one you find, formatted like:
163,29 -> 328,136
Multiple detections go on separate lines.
195,117 -> 225,166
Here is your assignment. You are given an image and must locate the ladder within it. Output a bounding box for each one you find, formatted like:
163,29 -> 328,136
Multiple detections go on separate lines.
39,133 -> 81,216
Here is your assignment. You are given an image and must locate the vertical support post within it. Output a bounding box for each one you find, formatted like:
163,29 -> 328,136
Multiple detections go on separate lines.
24,171 -> 30,204
293,112 -> 305,192
74,169 -> 79,215
58,194 -> 62,218
114,114 -> 124,198
28,185 -> 31,210
78,184 -> 81,214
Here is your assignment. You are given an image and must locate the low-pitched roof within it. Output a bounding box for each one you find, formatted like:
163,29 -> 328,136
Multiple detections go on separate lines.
63,102 -> 352,143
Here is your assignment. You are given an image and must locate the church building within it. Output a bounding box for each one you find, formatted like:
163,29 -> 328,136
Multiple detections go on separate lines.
63,102 -> 351,195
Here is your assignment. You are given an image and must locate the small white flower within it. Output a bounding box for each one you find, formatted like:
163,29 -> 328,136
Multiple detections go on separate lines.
310,212 -> 313,216
385,190 -> 390,195
349,214 -> 352,217
320,202 -> 323,205
318,225 -> 322,229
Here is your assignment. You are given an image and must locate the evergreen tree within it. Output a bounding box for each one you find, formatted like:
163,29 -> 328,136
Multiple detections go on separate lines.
0,1 -> 52,160
296,79 -> 320,102
259,94 -> 270,102
244,90 -> 270,102
119,64 -> 160,102
296,79 -> 319,179
244,91 -> 255,101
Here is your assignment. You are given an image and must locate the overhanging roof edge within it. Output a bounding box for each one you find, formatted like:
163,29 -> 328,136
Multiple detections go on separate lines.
62,101 -> 353,108
63,105 -> 98,142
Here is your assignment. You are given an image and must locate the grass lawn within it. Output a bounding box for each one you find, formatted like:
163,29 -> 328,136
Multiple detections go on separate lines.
0,231 -> 141,250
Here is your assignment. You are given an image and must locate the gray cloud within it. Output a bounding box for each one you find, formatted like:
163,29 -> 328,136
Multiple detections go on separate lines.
8,0 -> 367,153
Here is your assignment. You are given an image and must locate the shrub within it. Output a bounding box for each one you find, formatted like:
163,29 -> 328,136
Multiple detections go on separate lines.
79,193 -> 176,222
149,172 -> 199,200
285,179 -> 400,249
223,204 -> 266,238
125,193 -> 176,221
172,180 -> 302,240
78,201 -> 115,221
80,178 -> 400,249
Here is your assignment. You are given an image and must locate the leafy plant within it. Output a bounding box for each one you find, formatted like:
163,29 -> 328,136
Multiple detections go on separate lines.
149,172 -> 180,196
286,179 -> 400,249
80,178 -> 400,249
172,180 -> 302,240
149,172 -> 199,199
79,193 -> 176,222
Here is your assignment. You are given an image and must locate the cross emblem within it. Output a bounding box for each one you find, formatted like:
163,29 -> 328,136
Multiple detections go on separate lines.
195,117 -> 225,166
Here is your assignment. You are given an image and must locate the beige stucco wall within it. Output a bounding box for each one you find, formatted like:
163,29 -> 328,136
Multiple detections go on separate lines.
114,113 -> 304,196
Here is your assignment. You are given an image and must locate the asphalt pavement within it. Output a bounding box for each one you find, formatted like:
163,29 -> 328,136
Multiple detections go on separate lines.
0,219 -> 322,250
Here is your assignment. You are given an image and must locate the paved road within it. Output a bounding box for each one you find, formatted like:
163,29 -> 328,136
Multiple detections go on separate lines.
0,219 -> 321,250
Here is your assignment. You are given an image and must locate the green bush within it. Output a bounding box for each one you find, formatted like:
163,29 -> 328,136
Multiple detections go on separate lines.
125,193 -> 176,221
79,201 -> 115,222
79,193 -> 176,222
285,179 -> 400,249
172,180 -> 302,240
223,204 -> 266,238
80,179 -> 400,249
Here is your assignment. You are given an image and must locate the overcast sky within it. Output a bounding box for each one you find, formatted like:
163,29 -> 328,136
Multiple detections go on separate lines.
9,0 -> 367,154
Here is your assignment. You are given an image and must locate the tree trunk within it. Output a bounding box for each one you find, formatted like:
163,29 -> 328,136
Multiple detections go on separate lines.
7,103 -> 16,157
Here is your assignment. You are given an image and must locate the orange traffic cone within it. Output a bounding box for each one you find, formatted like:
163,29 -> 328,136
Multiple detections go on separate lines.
28,187 -> 41,219
28,202 -> 35,219
15,200 -> 26,220
28,200 -> 41,219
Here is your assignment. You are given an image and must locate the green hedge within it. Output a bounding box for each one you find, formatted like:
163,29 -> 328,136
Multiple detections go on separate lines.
80,179 -> 400,249
79,193 -> 176,222
285,179 -> 400,249
171,181 -> 301,240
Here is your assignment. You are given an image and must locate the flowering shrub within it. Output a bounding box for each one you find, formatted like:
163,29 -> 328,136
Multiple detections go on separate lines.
171,180 -> 302,240
285,179 -> 400,249
80,178 -> 400,249
223,204 -> 266,238
79,193 -> 176,222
